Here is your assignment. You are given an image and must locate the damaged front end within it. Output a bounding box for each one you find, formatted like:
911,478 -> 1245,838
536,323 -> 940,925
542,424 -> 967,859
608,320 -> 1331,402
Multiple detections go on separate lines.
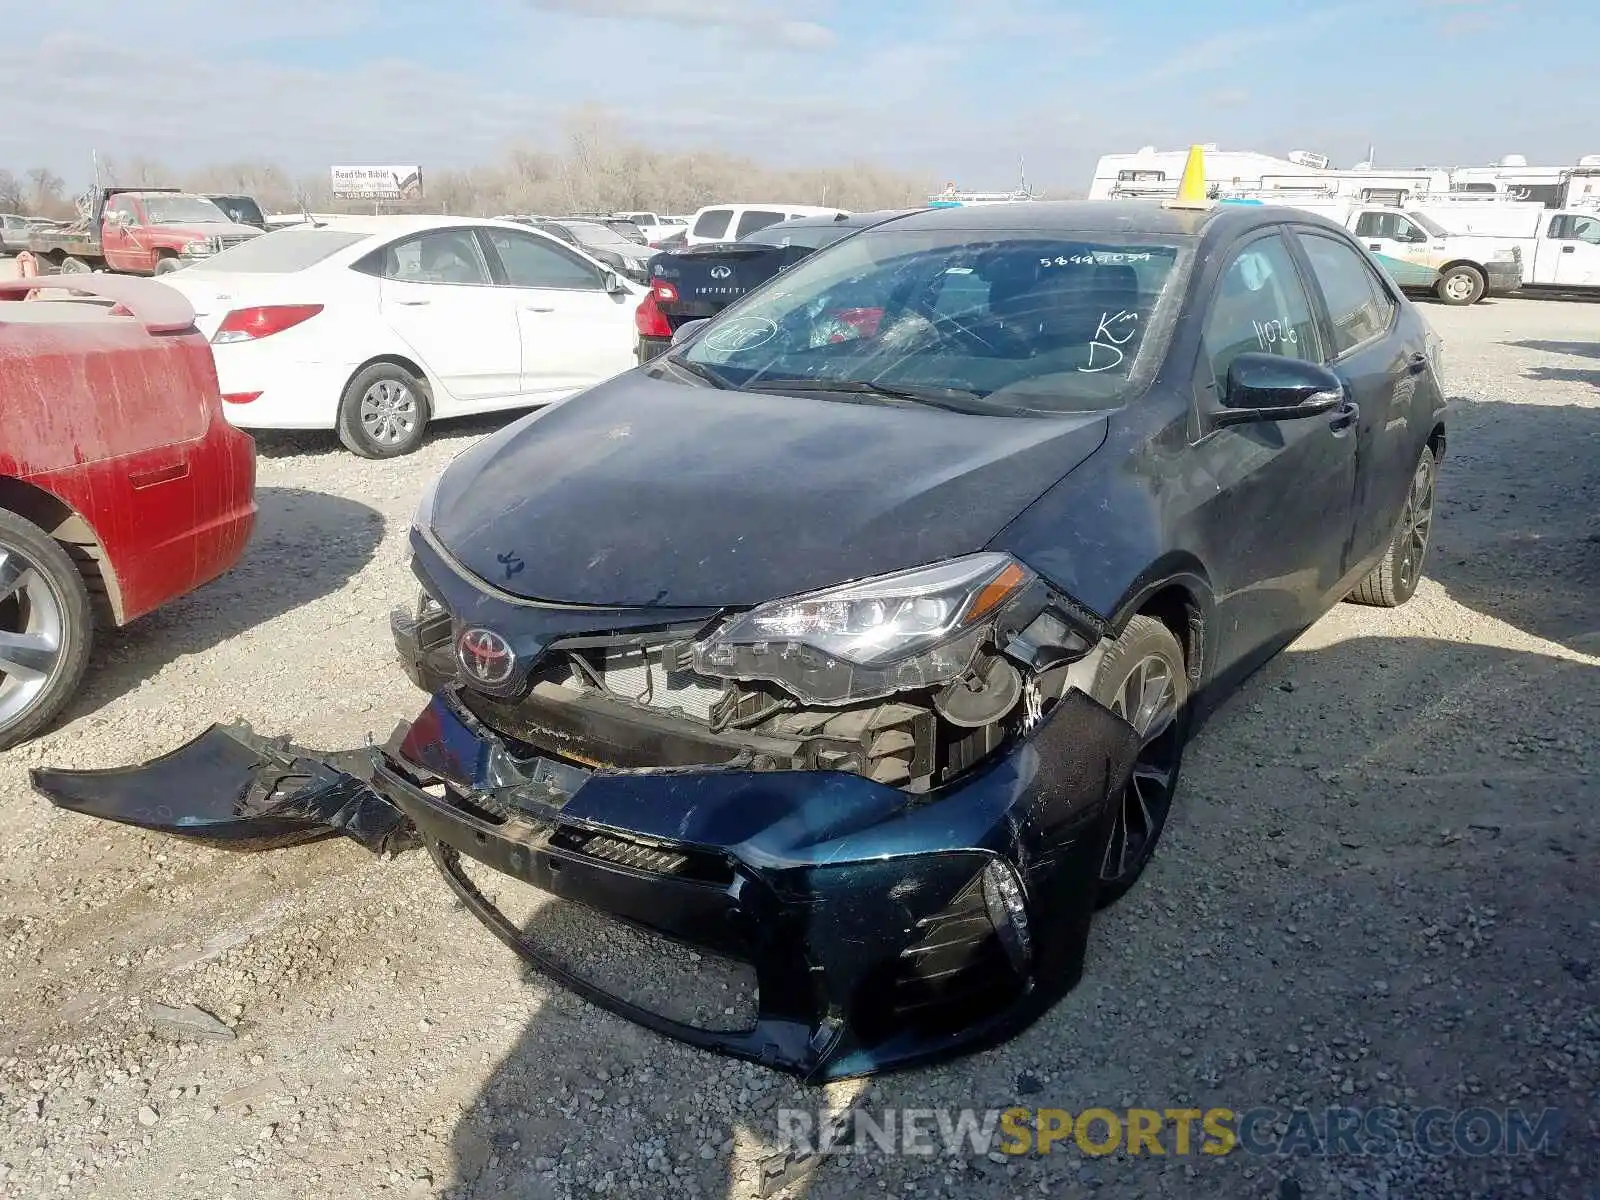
32,541 -> 1141,1082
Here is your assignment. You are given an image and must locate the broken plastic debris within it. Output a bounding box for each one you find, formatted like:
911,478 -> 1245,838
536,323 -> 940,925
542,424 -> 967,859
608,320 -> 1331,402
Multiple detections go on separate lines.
145,1001 -> 236,1043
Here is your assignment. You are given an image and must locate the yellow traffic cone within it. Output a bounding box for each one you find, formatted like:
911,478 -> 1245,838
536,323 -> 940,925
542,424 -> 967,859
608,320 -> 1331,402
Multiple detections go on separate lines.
1165,144 -> 1211,209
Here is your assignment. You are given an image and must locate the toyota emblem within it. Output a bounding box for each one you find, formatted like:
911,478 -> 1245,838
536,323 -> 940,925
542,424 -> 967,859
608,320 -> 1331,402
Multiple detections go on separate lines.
457,627 -> 515,685
709,266 -> 732,280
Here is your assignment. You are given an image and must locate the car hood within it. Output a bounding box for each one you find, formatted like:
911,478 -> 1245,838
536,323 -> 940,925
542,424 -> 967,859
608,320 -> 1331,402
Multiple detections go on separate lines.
427,371 -> 1109,608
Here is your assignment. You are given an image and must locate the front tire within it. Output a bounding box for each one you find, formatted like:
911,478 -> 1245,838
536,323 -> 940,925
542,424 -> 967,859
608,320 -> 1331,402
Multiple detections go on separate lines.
1347,446 -> 1437,608
336,363 -> 431,459
0,509 -> 95,750
1089,615 -> 1190,907
153,256 -> 183,275
1435,265 -> 1484,306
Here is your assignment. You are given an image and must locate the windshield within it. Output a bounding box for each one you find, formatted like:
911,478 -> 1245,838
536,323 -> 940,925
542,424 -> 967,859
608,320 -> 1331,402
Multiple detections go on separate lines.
187,228 -> 366,273
563,222 -> 633,249
672,229 -> 1186,414
1405,211 -> 1450,238
140,195 -> 231,224
739,221 -> 855,250
211,196 -> 265,225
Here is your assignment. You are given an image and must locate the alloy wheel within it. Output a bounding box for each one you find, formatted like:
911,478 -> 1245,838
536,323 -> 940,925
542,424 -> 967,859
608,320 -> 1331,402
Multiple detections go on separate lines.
1395,455 -> 1436,592
359,379 -> 420,446
0,544 -> 67,730
1100,652 -> 1182,884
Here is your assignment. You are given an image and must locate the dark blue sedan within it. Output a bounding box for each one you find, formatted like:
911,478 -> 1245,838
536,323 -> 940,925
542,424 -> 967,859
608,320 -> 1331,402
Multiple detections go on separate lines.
36,199 -> 1447,1084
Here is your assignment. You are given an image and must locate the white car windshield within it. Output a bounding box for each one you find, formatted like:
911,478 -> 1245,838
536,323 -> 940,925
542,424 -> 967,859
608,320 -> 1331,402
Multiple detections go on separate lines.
1406,211 -> 1451,238
140,195 -> 231,224
672,229 -> 1187,415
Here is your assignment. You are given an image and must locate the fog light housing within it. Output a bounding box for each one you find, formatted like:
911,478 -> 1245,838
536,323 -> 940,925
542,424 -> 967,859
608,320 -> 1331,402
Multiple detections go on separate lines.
981,860 -> 1033,971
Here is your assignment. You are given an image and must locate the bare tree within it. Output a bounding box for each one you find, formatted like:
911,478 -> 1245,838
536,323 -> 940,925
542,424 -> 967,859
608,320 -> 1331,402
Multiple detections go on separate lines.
26,168 -> 69,218
0,169 -> 25,214
7,128 -> 934,222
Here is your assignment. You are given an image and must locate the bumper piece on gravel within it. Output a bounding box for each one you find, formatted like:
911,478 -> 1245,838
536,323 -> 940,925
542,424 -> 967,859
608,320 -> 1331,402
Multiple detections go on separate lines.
30,724 -> 416,854
29,688 -> 1138,1082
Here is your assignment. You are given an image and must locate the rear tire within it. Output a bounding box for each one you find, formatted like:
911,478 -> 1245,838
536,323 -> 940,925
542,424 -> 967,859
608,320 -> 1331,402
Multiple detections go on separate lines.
1435,265 -> 1484,306
1088,615 -> 1190,907
0,509 -> 94,751
1347,446 -> 1437,608
336,362 -> 432,459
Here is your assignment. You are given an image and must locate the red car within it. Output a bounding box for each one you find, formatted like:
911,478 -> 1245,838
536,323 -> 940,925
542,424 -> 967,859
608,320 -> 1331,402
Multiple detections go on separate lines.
0,274 -> 256,748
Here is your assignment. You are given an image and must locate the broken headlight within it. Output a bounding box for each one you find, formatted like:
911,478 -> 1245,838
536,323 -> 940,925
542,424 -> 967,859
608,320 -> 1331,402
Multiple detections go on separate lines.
692,553 -> 1035,705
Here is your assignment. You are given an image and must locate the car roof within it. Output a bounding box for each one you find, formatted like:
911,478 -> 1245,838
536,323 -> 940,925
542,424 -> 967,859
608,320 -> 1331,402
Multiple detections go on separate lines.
286,214 -> 533,238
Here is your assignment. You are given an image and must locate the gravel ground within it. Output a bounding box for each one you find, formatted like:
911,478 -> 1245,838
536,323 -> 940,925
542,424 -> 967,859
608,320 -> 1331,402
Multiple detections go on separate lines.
1,296 -> 1597,1200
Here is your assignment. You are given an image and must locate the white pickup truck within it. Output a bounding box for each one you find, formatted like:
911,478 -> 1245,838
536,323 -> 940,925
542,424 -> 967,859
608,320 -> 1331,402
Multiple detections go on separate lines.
1340,208 -> 1525,305
1223,198 -> 1523,305
1431,206 -> 1600,296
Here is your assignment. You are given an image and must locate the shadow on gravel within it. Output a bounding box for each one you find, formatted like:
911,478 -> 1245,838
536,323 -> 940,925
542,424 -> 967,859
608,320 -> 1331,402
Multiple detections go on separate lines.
1426,397 -> 1599,652
63,486 -> 385,719
439,633 -> 1597,1200
248,410 -> 539,460
1525,365 -> 1600,389
1503,339 -> 1600,359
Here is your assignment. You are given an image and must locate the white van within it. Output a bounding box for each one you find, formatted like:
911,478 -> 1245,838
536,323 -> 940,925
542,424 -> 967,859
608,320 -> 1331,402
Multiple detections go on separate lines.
684,203 -> 849,246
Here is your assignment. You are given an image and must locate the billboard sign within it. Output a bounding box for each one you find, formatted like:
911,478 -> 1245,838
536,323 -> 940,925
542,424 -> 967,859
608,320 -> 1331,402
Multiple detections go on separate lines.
330,165 -> 423,201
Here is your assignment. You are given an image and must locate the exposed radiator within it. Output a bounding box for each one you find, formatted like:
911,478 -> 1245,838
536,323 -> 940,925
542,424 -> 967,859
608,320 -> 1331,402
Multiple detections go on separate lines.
595,647 -> 724,722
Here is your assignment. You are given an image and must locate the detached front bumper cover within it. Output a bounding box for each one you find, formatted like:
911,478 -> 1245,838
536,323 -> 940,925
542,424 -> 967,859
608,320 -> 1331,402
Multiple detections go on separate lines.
31,689 -> 1139,1082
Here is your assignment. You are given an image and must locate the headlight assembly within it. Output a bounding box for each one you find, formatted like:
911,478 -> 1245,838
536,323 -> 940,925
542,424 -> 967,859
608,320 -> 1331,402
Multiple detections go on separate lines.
693,552 -> 1038,705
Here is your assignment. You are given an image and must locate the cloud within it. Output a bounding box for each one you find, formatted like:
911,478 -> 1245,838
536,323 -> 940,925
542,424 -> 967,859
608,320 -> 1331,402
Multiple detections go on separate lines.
1207,87 -> 1251,107
1139,5 -> 1369,82
521,0 -> 833,47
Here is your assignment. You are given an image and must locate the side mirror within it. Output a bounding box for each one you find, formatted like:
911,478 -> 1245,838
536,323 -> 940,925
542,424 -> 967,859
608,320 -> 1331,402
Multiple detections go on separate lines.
672,318 -> 709,346
601,269 -> 629,295
1215,353 -> 1344,428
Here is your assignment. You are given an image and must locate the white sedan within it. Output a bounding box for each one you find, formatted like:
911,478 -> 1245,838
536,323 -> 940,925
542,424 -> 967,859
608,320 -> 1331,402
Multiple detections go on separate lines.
158,216 -> 648,457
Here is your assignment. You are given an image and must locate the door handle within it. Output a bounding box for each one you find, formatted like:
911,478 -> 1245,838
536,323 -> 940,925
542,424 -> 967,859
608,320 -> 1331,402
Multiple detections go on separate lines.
1368,243 -> 1382,251
394,298 -> 431,306
1561,245 -> 1575,253
1407,351 -> 1428,375
523,305 -> 555,313
1329,400 -> 1359,435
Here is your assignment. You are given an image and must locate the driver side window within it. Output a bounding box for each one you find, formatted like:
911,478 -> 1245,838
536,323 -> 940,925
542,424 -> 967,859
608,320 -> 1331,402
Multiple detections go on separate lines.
1201,233 -> 1322,395
484,229 -> 603,289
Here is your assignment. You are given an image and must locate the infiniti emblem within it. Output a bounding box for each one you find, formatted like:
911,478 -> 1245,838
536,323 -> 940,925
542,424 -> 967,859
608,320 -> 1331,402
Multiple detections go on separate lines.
709,266 -> 732,279
457,627 -> 515,685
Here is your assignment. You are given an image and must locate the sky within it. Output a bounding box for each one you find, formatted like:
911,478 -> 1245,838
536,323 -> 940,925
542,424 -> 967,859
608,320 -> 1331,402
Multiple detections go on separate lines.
0,0 -> 1595,194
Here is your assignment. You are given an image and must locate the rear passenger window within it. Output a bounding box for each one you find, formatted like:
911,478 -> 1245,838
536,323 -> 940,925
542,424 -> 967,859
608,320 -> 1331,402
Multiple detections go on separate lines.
1201,233 -> 1321,393
692,209 -> 732,239
734,209 -> 786,238
1297,232 -> 1394,355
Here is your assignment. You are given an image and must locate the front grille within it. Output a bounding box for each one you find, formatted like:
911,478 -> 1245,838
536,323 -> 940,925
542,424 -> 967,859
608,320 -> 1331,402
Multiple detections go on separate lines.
592,645 -> 724,721
215,233 -> 256,249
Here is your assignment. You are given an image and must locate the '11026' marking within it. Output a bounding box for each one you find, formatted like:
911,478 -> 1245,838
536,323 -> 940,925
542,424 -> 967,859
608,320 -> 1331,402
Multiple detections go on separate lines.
1253,319 -> 1297,350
